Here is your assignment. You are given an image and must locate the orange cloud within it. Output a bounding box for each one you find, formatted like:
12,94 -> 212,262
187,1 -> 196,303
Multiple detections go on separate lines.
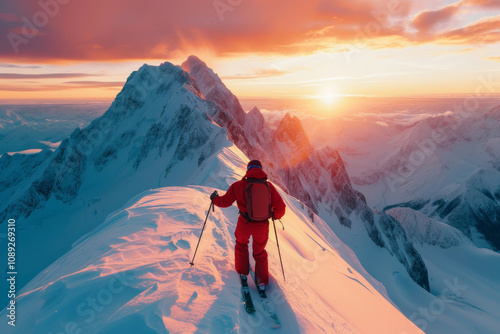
0,73 -> 98,79
0,81 -> 123,91
0,0 -> 498,63
484,56 -> 500,61
462,0 -> 500,7
221,68 -> 290,80
437,16 -> 500,44
411,5 -> 460,33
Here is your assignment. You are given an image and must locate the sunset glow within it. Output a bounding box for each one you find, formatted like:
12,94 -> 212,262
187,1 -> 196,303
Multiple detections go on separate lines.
316,86 -> 342,107
1,0 -> 500,103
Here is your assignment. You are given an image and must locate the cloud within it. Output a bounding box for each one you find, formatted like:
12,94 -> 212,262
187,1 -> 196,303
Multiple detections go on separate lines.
0,0 -> 498,63
0,13 -> 19,22
221,68 -> 290,80
411,5 -> 460,33
437,16 -> 500,44
0,73 -> 100,79
462,0 -> 500,7
0,0 -> 414,62
0,63 -> 41,68
484,56 -> 500,61
63,81 -> 124,88
0,81 -> 123,91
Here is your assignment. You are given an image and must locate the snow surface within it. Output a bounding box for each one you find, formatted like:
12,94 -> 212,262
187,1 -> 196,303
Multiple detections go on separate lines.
387,207 -> 500,334
0,186 -> 423,334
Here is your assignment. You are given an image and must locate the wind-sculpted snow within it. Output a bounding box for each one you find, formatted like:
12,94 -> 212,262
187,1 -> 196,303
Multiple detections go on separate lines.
0,186 -> 424,334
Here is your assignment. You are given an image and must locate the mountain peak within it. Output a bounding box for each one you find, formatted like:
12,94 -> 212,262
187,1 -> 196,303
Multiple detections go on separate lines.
275,113 -> 311,149
181,55 -> 246,126
182,55 -> 208,71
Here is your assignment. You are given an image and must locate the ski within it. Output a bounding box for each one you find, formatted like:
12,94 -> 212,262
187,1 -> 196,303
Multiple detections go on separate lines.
249,269 -> 282,329
240,274 -> 256,314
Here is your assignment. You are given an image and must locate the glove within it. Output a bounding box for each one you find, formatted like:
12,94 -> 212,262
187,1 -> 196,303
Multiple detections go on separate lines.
210,190 -> 219,201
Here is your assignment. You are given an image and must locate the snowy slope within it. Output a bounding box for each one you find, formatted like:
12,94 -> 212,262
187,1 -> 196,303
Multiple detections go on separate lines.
387,207 -> 500,334
0,186 -> 424,334
0,149 -> 53,205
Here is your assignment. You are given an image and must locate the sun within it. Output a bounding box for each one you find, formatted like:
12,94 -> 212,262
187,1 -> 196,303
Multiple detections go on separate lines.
316,86 -> 341,107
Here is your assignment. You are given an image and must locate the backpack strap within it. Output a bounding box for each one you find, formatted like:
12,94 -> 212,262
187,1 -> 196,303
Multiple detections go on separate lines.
239,210 -> 252,222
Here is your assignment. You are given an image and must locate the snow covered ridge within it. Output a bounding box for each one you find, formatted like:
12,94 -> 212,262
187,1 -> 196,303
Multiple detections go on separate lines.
1,56 -> 499,333
386,207 -> 471,248
0,186 -> 424,334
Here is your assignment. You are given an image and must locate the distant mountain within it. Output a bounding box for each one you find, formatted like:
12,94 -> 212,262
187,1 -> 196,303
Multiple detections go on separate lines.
301,103 -> 500,251
0,104 -> 106,153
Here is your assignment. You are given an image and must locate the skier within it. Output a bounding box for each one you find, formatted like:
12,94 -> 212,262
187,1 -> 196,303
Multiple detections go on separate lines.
210,160 -> 286,289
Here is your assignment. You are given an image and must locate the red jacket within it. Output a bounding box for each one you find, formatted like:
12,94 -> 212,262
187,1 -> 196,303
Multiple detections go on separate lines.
213,168 -> 286,221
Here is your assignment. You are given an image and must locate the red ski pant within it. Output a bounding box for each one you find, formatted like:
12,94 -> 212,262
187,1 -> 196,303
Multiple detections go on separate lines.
234,217 -> 269,285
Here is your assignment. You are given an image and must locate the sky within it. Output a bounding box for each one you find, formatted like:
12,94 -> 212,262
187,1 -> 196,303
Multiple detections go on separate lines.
1,0 -> 500,106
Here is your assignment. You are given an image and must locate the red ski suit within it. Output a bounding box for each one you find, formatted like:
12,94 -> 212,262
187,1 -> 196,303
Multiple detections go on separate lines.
213,167 -> 286,285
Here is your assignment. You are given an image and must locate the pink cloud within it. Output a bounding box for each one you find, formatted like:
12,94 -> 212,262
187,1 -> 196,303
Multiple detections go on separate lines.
411,5 -> 460,33
437,16 -> 500,44
0,0 -> 498,63
463,0 -> 500,7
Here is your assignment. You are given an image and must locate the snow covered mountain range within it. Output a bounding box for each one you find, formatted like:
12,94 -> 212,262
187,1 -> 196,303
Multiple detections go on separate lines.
300,102 -> 500,251
0,104 -> 106,154
1,57 -> 499,333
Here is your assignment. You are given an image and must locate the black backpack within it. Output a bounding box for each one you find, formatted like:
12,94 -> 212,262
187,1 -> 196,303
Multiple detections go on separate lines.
241,178 -> 272,222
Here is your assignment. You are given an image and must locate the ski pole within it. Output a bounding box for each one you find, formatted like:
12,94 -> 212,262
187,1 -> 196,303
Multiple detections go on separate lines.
189,200 -> 215,266
272,217 -> 286,282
